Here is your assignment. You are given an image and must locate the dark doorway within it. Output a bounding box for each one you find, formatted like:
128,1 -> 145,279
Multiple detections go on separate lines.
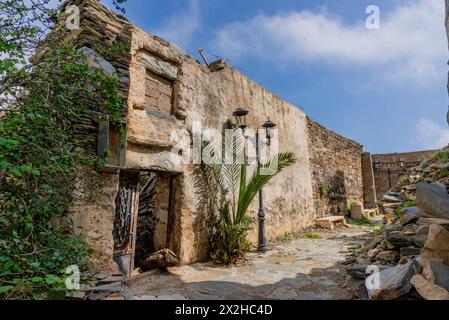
134,172 -> 175,269
112,170 -> 177,275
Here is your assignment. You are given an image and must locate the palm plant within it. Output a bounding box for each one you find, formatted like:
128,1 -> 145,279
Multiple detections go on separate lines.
191,124 -> 297,263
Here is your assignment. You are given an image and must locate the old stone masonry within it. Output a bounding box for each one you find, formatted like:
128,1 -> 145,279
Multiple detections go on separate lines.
41,0 -> 449,300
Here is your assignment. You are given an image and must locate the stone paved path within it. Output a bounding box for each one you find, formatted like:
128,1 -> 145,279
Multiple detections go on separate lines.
123,228 -> 369,300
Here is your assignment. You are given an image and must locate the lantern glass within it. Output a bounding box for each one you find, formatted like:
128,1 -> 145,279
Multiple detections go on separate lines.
233,107 -> 249,130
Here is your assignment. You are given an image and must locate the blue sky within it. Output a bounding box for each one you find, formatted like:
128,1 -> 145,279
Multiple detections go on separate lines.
103,0 -> 449,153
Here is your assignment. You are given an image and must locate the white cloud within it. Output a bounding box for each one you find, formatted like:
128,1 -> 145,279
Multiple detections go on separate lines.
153,0 -> 200,48
416,118 -> 449,149
213,0 -> 446,85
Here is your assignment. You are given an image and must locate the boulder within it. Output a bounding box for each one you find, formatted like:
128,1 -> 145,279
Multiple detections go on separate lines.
410,275 -> 449,300
366,258 -> 420,300
416,183 -> 449,220
421,224 -> 449,266
139,248 -> 179,269
422,260 -> 449,291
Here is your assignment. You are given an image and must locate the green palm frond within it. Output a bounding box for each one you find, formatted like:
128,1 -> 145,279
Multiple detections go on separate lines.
236,152 -> 297,223
190,120 -> 297,263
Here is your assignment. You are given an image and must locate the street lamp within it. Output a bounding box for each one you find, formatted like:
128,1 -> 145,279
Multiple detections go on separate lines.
232,107 -> 249,130
233,107 -> 276,252
262,118 -> 276,146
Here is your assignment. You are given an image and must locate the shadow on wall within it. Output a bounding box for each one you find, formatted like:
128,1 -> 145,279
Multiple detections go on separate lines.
328,171 -> 348,215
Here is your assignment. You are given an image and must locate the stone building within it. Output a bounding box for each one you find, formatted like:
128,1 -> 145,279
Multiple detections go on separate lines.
371,150 -> 437,201
49,0 -> 438,275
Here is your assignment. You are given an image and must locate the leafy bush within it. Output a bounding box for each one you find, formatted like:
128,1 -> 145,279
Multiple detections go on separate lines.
432,151 -> 449,163
0,47 -> 123,299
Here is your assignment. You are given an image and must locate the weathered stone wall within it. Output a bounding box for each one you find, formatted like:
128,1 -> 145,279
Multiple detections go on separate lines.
126,25 -> 316,264
306,118 -> 364,216
62,0 -> 367,270
361,152 -> 377,208
372,150 -> 436,201
62,0 -> 132,272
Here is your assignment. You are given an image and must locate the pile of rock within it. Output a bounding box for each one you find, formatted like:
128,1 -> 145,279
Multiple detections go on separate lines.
66,272 -> 125,300
344,149 -> 449,300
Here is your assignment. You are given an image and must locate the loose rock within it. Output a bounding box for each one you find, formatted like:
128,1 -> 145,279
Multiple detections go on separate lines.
421,224 -> 449,266
410,275 -> 449,300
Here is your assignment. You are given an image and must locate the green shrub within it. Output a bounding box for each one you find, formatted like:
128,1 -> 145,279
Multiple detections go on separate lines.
0,47 -> 124,299
432,151 -> 449,163
439,168 -> 449,179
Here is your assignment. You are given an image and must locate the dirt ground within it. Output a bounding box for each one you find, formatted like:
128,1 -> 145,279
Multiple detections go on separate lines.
123,227 -> 370,300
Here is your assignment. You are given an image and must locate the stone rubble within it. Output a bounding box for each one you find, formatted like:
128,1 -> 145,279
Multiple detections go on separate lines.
344,148 -> 449,300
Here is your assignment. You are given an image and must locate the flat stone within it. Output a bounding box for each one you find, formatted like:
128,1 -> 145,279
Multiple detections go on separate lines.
400,246 -> 421,257
65,291 -> 86,300
417,217 -> 449,229
421,224 -> 449,266
366,258 -> 420,300
97,275 -> 124,285
87,292 -> 112,300
422,260 -> 449,291
386,232 -> 415,248
346,265 -> 370,280
91,282 -> 122,293
376,251 -> 399,263
382,194 -> 404,203
402,224 -> 420,234
139,54 -> 178,80
400,207 -> 420,226
416,183 -> 449,220
79,46 -> 116,75
414,225 -> 430,247
410,275 -> 449,300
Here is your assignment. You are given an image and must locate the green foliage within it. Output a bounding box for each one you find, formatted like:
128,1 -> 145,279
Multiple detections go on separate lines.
402,201 -> 417,208
192,126 -> 297,264
432,151 -> 449,163
348,218 -> 384,232
439,168 -> 449,179
400,177 -> 410,186
304,233 -> 321,239
394,200 -> 417,219
0,46 -> 124,299
319,184 -> 328,198
282,232 -> 292,241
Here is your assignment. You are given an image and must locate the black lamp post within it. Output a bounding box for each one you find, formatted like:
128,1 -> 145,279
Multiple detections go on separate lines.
233,107 -> 276,252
